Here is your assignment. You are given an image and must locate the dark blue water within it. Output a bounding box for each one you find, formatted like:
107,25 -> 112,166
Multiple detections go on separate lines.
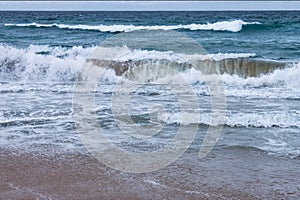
1,11 -> 300,61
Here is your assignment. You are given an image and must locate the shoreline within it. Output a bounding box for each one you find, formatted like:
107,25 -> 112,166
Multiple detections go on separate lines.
1,146 -> 299,199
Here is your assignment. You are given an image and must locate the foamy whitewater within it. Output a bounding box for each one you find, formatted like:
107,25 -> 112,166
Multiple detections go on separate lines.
0,11 -> 299,161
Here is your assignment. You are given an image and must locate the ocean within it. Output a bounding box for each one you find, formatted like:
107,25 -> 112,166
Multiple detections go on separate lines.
1,11 -> 299,199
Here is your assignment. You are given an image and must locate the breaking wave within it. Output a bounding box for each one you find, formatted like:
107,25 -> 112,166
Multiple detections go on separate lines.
0,44 -> 257,81
87,46 -> 286,79
4,20 -> 260,33
0,44 -> 299,95
0,44 -> 90,82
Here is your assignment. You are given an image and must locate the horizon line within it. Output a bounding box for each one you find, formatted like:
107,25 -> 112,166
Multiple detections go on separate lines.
1,9 -> 300,11
1,1 -> 300,11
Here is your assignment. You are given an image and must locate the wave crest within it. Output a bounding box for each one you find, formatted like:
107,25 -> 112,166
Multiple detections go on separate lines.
4,20 -> 260,33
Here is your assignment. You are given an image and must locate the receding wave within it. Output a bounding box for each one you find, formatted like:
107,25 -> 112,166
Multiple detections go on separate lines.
110,108 -> 299,129
4,20 -> 260,33
219,145 -> 300,159
0,116 -> 66,127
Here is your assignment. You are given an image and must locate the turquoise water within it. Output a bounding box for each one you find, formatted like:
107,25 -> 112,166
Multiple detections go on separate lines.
1,11 -> 300,61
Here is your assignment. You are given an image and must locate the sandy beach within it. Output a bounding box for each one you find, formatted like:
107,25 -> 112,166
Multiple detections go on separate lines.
1,146 -> 299,199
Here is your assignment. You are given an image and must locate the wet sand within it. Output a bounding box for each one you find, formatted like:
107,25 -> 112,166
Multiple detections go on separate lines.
1,146 -> 299,200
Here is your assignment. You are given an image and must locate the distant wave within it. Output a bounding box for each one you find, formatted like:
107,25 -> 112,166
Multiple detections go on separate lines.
4,20 -> 260,33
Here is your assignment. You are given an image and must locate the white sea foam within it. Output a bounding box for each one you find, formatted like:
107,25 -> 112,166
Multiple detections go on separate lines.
219,62 -> 300,97
0,44 -> 91,81
0,44 -> 256,81
261,137 -> 300,158
157,111 -> 300,128
4,20 -> 260,33
173,62 -> 300,99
